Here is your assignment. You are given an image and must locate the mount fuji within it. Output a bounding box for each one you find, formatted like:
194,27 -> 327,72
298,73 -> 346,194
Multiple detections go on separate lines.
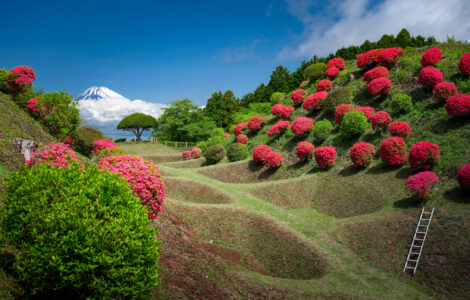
77,86 -> 166,139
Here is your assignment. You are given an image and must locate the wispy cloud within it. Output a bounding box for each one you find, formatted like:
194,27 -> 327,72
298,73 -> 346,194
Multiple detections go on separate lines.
217,39 -> 265,63
266,2 -> 273,17
278,0 -> 470,61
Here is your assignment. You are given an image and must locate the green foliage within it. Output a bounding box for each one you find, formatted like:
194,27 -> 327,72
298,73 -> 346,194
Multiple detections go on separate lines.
227,143 -> 248,162
340,110 -> 369,137
232,102 -> 271,124
0,69 -> 9,93
117,112 -> 157,142
303,63 -> 327,81
391,93 -> 413,113
322,87 -> 353,112
1,164 -> 159,298
196,141 -> 208,153
203,145 -> 225,165
312,119 -> 334,143
396,28 -> 411,48
206,128 -> 225,147
204,90 -> 239,129
270,92 -> 286,104
73,126 -> 104,157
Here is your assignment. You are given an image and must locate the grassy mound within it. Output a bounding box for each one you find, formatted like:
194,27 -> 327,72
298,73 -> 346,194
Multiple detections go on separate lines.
146,154 -> 183,163
164,178 -> 234,204
164,158 -> 208,169
168,203 -> 327,279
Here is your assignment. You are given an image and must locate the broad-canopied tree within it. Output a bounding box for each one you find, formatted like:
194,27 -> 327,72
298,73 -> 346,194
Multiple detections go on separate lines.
117,112 -> 157,141
204,90 -> 239,129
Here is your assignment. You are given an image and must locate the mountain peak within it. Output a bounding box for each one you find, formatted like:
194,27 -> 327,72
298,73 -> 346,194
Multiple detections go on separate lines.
77,86 -> 126,100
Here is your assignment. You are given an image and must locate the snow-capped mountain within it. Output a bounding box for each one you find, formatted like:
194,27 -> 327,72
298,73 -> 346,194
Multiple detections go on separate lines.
77,86 -> 166,139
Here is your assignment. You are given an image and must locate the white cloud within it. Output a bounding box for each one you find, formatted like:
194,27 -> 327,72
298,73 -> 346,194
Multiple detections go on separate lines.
278,0 -> 470,61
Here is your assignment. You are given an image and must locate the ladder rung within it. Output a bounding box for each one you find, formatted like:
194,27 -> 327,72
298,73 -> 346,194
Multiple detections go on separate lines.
417,231 -> 427,234
408,259 -> 417,262
405,266 -> 415,270
418,224 -> 428,227
422,212 -> 432,214
415,238 -> 425,241
421,218 -> 430,221
410,252 -> 420,255
412,245 -> 422,248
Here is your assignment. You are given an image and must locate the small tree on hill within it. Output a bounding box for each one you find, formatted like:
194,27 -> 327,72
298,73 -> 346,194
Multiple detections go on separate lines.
117,112 -> 157,141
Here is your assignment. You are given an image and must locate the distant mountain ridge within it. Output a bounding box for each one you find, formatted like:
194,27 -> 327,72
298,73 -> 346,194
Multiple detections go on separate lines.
77,86 -> 125,100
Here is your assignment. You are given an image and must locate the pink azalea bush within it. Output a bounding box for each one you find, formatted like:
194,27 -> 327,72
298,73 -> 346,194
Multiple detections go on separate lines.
349,142 -> 376,168
303,91 -> 327,111
233,122 -> 248,135
271,104 -> 295,120
418,67 -> 443,89
388,121 -> 411,138
421,48 -> 442,66
182,150 -> 192,160
265,151 -> 283,168
357,49 -> 382,69
6,66 -> 36,91
314,146 -> 337,169
296,141 -> 315,161
224,132 -> 230,138
300,80 -> 308,88
327,57 -> 345,70
26,142 -> 80,168
92,138 -> 117,155
433,82 -> 458,102
325,67 -> 340,79
457,163 -> 470,189
191,146 -> 202,159
268,121 -> 290,137
406,171 -> 439,199
378,47 -> 403,66
371,111 -> 392,130
291,89 -> 307,105
444,94 -> 470,116
317,79 -> 333,92
408,141 -> 440,172
252,144 -> 272,164
236,134 -> 248,144
380,137 -> 407,166
291,117 -> 314,137
363,66 -> 389,83
367,77 -> 391,95
27,98 -> 40,112
248,116 -> 266,131
98,155 -> 166,220
354,106 -> 375,120
459,53 -> 470,76
335,104 -> 354,124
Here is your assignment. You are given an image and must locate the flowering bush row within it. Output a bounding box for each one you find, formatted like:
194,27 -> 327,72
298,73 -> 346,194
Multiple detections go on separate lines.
380,137 -> 407,166
325,67 -> 339,79
444,94 -> 470,116
421,48 -> 442,67
418,66 -> 443,89
268,121 -> 290,137
91,138 -> 117,155
314,146 -> 337,169
291,89 -> 307,105
291,117 -> 314,137
406,171 -> 439,198
26,142 -> 81,168
371,110 -> 392,130
303,91 -> 327,111
233,122 -> 248,135
236,134 -> 248,144
265,151 -> 284,168
191,146 -> 202,159
248,115 -> 266,131
408,141 -> 440,172
349,142 -> 375,168
363,66 -> 389,83
252,144 -> 272,164
433,82 -> 458,102
327,57 -> 345,70
182,150 -> 192,160
367,77 -> 391,95
357,49 -> 382,69
459,53 -> 470,76
296,141 -> 314,161
354,106 -> 375,120
335,104 -> 354,124
457,163 -> 470,189
6,66 -> 36,91
271,104 -> 295,120
388,121 -> 411,138
378,47 -> 403,66
317,79 -> 333,92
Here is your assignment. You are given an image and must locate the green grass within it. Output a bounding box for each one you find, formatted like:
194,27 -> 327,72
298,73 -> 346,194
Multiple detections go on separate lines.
119,142 -> 182,157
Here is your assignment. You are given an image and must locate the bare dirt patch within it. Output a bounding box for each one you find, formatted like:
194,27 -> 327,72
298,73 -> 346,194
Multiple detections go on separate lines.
164,178 -> 234,204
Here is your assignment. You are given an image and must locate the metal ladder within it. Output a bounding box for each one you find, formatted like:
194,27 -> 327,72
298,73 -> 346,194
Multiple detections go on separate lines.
403,207 -> 435,275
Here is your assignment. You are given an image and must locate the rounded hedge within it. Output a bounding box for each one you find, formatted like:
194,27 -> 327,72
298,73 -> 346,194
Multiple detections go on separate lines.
1,164 -> 160,298
312,119 -> 333,142
204,145 -> 225,164
322,87 -> 352,112
391,93 -> 413,112
303,63 -> 327,81
227,143 -> 248,162
270,92 -> 286,104
73,126 -> 104,157
340,110 -> 369,138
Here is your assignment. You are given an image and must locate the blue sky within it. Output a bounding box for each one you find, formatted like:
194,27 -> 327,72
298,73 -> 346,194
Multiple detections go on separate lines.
2,0 -> 469,106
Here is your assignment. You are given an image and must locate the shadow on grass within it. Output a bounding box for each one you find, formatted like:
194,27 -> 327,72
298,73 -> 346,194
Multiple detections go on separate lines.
395,167 -> 412,179
338,165 -> 359,177
410,87 -> 431,102
443,186 -> 470,204
282,136 -> 302,152
394,196 -> 423,208
248,160 -> 264,172
366,162 -> 403,174
431,114 -> 470,134
258,166 -> 279,180
289,160 -> 308,170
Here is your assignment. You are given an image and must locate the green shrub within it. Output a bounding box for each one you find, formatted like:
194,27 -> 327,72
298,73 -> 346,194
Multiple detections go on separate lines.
391,93 -> 413,112
312,120 -> 333,142
204,145 -> 225,164
303,63 -> 327,81
0,69 -> 10,93
1,164 -> 159,298
340,110 -> 370,137
114,138 -> 127,143
196,141 -> 208,152
322,87 -> 353,112
73,126 -> 104,157
270,92 -> 286,104
227,143 -> 248,162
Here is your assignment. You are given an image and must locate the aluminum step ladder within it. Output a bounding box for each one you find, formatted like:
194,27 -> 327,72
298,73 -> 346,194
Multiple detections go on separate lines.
403,207 -> 435,275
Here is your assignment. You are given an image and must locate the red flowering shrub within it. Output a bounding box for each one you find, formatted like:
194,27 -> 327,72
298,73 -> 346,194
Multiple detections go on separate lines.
371,111 -> 392,130
335,104 -> 354,124
314,146 -> 337,169
252,144 -> 272,164
271,103 -> 282,116
325,67 -> 340,79
233,122 -> 248,135
317,79 -> 333,92
291,117 -> 314,137
291,89 -> 307,105
182,150 -> 192,160
268,121 -> 290,137
327,58 -> 345,70
26,142 -> 81,168
191,146 -> 202,159
248,116 -> 266,131
356,49 -> 381,68
296,141 -> 315,161
380,137 -> 407,166
98,155 -> 166,220
388,121 -> 411,138
236,134 -> 248,144
300,80 -> 308,87
66,136 -> 73,147
363,66 -> 389,83
92,138 -> 117,155
421,48 -> 442,66
349,142 -> 375,168
409,141 -> 440,172
459,53 -> 470,76
444,94 -> 470,116
367,77 -> 391,95
418,67 -> 443,89
265,151 -> 283,168
224,132 -> 229,138
406,171 -> 439,198
433,82 -> 458,102
303,91 -> 327,111
6,66 -> 36,91
354,106 -> 375,120
27,98 -> 40,112
378,47 -> 403,66
457,163 -> 470,189
278,105 -> 295,120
